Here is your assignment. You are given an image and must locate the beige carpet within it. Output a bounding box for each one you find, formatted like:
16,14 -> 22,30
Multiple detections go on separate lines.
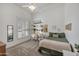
7,40 -> 42,56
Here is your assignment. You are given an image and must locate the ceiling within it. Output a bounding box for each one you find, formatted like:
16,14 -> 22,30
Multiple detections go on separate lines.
16,3 -> 53,12
16,3 -> 51,7
16,3 -> 64,14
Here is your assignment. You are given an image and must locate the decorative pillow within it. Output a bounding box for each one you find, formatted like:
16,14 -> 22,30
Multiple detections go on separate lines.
49,32 -> 53,37
59,33 -> 65,38
53,34 -> 58,38
49,32 -> 65,38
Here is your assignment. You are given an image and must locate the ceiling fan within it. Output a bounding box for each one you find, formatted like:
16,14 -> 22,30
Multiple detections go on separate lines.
22,3 -> 36,11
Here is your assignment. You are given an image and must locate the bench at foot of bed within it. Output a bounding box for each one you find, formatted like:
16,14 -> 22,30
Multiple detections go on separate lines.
38,47 -> 63,56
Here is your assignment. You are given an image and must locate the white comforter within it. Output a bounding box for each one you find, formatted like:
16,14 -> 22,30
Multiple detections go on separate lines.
39,39 -> 71,52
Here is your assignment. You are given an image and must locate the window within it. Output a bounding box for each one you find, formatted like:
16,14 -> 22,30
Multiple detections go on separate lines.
17,22 -> 28,39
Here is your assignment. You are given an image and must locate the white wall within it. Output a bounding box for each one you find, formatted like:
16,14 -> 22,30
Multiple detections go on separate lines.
0,4 -> 32,48
33,4 -> 65,33
65,3 -> 79,46
1,3 -> 79,48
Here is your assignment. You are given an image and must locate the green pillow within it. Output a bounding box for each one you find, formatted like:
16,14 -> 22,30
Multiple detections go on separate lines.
59,33 -> 65,38
53,34 -> 58,38
49,32 -> 65,38
49,32 -> 53,37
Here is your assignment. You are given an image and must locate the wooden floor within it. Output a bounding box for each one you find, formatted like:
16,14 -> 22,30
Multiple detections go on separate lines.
6,40 -> 42,56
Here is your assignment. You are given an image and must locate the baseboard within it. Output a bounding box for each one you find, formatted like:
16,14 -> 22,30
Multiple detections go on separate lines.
7,39 -> 31,49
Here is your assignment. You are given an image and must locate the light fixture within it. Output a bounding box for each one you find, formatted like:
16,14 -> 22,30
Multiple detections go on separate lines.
28,5 -> 36,11
22,5 -> 36,11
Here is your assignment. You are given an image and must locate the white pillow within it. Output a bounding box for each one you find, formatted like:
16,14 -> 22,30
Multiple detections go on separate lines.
53,34 -> 58,38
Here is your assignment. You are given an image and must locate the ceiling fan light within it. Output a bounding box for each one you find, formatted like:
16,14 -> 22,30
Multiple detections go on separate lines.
28,5 -> 36,11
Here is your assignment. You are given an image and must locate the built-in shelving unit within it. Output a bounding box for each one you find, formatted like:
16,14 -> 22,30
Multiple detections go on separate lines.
32,18 -> 47,35
31,19 -> 48,40
32,23 -> 44,34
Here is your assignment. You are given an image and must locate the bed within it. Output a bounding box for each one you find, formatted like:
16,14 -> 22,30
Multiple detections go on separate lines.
38,33 -> 73,56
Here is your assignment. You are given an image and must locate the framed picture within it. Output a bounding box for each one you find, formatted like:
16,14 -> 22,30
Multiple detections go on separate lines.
7,25 -> 13,42
65,23 -> 72,31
